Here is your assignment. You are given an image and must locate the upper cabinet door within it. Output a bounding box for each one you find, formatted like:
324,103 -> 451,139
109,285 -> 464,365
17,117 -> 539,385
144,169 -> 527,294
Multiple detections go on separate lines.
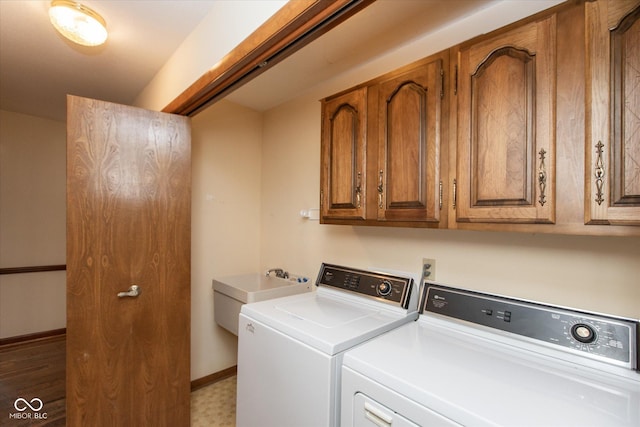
456,15 -> 556,224
321,87 -> 367,221
586,0 -> 640,225
376,57 -> 445,223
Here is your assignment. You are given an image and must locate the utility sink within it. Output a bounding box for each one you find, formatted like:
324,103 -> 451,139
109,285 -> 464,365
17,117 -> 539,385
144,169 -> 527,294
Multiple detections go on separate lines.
212,273 -> 312,335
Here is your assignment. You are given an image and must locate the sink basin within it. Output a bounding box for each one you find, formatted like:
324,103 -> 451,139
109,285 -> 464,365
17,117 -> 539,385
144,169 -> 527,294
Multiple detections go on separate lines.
212,273 -> 313,335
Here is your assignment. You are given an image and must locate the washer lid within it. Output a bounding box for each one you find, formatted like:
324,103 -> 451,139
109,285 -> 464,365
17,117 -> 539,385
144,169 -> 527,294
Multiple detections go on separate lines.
275,295 -> 378,328
241,288 -> 417,355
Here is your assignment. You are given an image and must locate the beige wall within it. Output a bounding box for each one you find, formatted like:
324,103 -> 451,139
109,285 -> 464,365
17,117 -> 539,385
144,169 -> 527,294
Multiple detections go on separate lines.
0,100 -> 262,378
135,0 -> 287,112
0,110 -> 66,338
191,0 -> 639,380
254,0 -> 640,319
254,0 -> 640,320
190,100 -> 263,379
259,97 -> 640,319
3,0 -> 638,385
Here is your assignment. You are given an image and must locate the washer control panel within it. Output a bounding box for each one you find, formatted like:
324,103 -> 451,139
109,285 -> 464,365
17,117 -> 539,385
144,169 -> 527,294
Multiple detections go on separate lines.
316,263 -> 412,308
423,284 -> 639,370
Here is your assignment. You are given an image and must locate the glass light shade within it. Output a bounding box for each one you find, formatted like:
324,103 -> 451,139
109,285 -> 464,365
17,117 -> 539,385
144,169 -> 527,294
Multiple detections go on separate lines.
49,0 -> 107,47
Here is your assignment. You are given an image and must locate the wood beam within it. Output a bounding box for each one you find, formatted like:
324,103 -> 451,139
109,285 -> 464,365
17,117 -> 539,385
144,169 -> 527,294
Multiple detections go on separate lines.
163,0 -> 375,116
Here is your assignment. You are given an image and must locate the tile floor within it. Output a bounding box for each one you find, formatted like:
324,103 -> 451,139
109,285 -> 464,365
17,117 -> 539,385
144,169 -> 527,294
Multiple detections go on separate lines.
191,375 -> 237,426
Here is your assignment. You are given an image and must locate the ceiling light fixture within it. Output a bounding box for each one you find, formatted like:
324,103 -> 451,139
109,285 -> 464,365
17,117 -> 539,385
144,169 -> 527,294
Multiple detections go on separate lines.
49,0 -> 108,47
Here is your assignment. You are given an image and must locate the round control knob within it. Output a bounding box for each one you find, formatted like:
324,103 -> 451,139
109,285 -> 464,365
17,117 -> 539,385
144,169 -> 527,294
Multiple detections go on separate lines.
377,280 -> 393,296
571,323 -> 596,344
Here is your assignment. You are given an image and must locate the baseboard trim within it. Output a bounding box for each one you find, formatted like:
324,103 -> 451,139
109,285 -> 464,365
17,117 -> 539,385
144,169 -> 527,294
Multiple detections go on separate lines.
191,365 -> 237,391
0,328 -> 67,347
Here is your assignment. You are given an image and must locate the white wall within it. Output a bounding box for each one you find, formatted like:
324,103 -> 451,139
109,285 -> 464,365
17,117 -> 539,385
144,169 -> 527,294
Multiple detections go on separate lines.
190,100 -> 263,379
0,110 -> 66,338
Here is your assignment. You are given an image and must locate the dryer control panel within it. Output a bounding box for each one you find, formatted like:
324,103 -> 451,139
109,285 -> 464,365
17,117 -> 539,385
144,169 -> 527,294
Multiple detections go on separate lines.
422,283 -> 639,371
316,263 -> 413,309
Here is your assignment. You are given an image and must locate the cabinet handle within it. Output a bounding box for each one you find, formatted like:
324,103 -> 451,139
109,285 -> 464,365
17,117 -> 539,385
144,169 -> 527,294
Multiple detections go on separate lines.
594,141 -> 605,205
538,148 -> 547,206
439,180 -> 443,210
377,170 -> 384,208
454,64 -> 458,95
452,179 -> 457,209
355,171 -> 362,208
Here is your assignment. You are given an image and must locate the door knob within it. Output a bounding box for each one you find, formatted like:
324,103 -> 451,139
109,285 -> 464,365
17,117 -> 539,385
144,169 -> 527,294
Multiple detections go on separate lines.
117,285 -> 140,298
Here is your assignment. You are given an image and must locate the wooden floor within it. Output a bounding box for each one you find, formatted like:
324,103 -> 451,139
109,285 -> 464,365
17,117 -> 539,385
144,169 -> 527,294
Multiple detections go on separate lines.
0,335 -> 66,426
0,335 -> 236,426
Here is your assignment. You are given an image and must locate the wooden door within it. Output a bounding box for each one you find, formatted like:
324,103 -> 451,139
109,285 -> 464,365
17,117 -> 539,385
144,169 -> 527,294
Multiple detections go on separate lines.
456,15 -> 556,224
586,0 -> 640,225
66,95 -> 191,426
320,87 -> 367,221
376,56 -> 445,223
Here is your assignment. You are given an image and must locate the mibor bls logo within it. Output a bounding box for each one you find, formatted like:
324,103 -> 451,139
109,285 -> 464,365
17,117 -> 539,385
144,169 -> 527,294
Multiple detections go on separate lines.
8,397 -> 47,420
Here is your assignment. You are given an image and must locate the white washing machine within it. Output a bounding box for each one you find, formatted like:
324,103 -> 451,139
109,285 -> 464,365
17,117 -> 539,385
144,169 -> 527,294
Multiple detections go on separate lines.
342,282 -> 640,426
236,263 -> 419,427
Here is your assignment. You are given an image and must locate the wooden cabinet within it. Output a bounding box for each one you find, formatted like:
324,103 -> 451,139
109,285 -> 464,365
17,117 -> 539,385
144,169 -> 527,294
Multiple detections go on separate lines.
320,87 -> 367,221
375,57 -> 446,223
321,53 -> 448,226
320,0 -> 639,236
455,14 -> 556,224
586,0 -> 640,225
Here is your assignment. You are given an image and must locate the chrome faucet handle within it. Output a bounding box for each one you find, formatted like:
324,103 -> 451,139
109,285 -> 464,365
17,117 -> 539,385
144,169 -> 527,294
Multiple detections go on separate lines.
266,268 -> 282,277
266,268 -> 288,278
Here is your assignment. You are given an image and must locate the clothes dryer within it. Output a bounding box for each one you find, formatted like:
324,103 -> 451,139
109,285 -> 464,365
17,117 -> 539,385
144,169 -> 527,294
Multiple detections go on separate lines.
341,283 -> 640,426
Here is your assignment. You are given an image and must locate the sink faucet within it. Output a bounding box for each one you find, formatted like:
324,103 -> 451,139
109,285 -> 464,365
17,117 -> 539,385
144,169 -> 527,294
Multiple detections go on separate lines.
265,268 -> 289,279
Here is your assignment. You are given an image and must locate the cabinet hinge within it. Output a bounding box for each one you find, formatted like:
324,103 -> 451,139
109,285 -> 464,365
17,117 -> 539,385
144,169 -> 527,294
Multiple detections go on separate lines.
440,69 -> 445,100
439,181 -> 443,210
454,65 -> 458,95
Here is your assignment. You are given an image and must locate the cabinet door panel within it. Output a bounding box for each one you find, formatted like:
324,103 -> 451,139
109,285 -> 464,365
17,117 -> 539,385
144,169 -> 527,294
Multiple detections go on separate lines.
472,48 -> 534,206
587,0 -> 640,225
378,59 -> 443,222
613,7 -> 640,205
321,88 -> 367,220
457,16 -> 556,223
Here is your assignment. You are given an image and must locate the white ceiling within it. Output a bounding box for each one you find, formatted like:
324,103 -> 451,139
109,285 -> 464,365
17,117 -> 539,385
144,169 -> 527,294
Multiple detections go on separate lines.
0,0 -> 494,122
0,0 -> 219,121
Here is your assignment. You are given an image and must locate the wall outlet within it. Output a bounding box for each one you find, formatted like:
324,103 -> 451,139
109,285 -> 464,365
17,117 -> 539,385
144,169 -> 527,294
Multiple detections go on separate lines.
422,258 -> 436,282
